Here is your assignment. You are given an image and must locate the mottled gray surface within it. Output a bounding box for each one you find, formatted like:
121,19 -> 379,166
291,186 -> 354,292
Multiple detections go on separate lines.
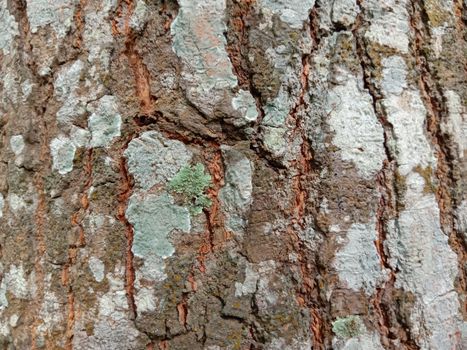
0,0 -> 465,349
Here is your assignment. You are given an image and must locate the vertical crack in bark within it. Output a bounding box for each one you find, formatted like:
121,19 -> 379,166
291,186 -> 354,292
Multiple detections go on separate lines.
112,0 -> 155,324
283,5 -> 332,349
409,0 -> 467,306
224,0 -> 266,130
64,149 -> 93,349
199,146 -> 225,272
116,0 -> 156,116
117,136 -> 138,320
72,0 -> 88,48
354,2 -> 419,349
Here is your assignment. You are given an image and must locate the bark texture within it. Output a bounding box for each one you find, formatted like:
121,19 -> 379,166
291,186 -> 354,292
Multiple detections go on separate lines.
0,0 -> 466,349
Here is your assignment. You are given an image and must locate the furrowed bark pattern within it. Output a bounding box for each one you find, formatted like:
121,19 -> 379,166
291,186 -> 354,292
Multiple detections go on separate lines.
0,0 -> 465,349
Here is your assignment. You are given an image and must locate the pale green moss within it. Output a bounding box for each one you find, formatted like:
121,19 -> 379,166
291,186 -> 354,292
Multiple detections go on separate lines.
168,163 -> 212,215
332,315 -> 363,339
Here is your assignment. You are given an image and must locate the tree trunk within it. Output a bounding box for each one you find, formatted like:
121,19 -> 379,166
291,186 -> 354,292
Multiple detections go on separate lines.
0,0 -> 465,349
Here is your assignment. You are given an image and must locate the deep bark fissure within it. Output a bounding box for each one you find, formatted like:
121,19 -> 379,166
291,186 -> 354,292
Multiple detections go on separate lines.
285,5 -> 334,349
65,148 -> 93,349
353,2 -> 419,349
117,135 -> 138,321
409,0 -> 467,303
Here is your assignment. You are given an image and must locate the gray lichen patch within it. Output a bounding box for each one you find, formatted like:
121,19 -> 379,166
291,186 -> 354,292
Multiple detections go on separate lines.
54,60 -> 86,124
134,254 -> 167,313
385,189 -> 461,348
124,131 -> 193,190
442,90 -> 467,159
88,256 -> 105,283
363,0 -> 410,54
126,192 -> 191,259
379,52 -> 462,348
253,1 -> 315,159
171,0 -> 237,97
332,315 -> 364,339
26,0 -> 77,38
261,126 -> 288,157
170,0 -> 234,112
70,126 -> 90,148
73,265 -> 149,349
170,0 -> 257,125
129,0 -> 148,32
219,146 -> 253,235
10,135 -> 25,156
50,135 -> 76,175
258,0 -> 315,29
0,0 -> 19,55
331,0 -> 359,28
88,95 -> 122,148
6,182 -> 38,215
327,72 -> 386,178
381,58 -> 436,176
381,56 -> 408,95
0,264 -> 35,312
83,0 -> 115,68
231,89 -> 258,125
333,221 -> 388,295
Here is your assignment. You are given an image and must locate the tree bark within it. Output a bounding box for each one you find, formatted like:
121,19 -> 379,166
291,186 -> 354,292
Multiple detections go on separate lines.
0,0 -> 465,349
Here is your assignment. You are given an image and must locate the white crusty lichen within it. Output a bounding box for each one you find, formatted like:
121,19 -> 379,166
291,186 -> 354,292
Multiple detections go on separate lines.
219,146 -> 253,235
83,0 -> 115,68
385,174 -> 462,349
88,256 -> 105,283
126,192 -> 191,259
380,55 -> 462,349
327,72 -> 386,178
26,0 -> 76,37
73,265 -> 145,349
381,57 -> 436,176
333,221 -> 388,295
231,90 -> 259,125
130,0 -> 148,32
170,0 -> 257,125
258,0 -> 315,29
125,131 -> 193,190
88,95 -> 122,148
363,0 -> 410,54
54,60 -> 86,124
10,135 -> 25,156
0,0 -> 19,55
50,135 -> 76,175
442,90 -> 467,159
331,0 -> 359,27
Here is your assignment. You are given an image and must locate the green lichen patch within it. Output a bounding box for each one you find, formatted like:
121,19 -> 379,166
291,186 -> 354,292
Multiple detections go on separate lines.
332,315 -> 363,339
168,163 -> 212,215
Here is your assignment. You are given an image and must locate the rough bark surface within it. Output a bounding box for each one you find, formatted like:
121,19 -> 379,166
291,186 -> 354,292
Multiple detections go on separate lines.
0,0 -> 465,349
